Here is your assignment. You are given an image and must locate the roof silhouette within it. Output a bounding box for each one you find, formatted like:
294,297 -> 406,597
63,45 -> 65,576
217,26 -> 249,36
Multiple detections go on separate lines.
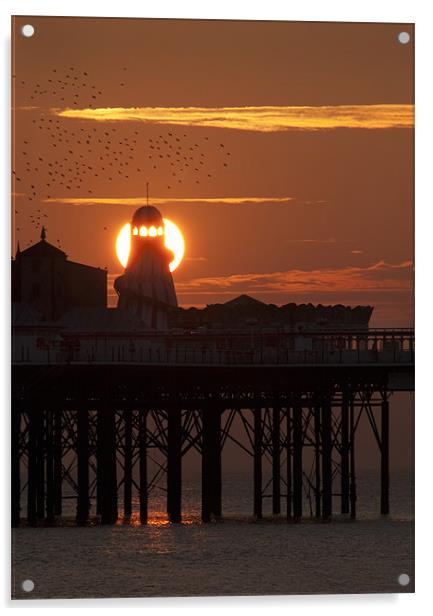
223,295 -> 266,308
18,236 -> 67,259
132,205 -> 163,226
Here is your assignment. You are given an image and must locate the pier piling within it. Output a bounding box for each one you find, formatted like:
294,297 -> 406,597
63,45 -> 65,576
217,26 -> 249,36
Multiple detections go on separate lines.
202,405 -> 222,521
321,401 -> 333,520
35,409 -> 45,520
272,407 -> 281,515
253,407 -> 263,519
45,410 -> 55,523
77,405 -> 89,524
53,410 -> 62,516
314,406 -> 321,518
340,396 -> 350,514
167,408 -> 182,522
139,409 -> 148,524
286,407 -> 292,520
99,406 -> 118,524
293,404 -> 303,521
123,409 -> 133,518
11,407 -> 21,527
27,408 -> 37,526
380,397 -> 390,515
350,400 -> 357,519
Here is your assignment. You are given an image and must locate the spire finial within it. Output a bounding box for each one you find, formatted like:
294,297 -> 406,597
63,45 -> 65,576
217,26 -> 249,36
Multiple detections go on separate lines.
40,226 -> 46,241
146,181 -> 149,206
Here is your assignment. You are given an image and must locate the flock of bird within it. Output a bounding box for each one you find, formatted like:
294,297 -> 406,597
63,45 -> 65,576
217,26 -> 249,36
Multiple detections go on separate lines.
13,66 -> 233,248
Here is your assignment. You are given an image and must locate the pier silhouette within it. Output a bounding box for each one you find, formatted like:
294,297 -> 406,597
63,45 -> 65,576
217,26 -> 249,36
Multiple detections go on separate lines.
11,328 -> 414,526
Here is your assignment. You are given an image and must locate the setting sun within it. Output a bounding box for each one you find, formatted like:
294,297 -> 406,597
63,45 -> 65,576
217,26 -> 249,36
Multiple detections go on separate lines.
116,219 -> 185,272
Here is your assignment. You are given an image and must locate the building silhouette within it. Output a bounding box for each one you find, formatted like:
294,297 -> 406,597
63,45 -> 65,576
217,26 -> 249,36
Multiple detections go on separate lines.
12,227 -> 106,321
170,294 -> 373,332
11,222 -> 375,365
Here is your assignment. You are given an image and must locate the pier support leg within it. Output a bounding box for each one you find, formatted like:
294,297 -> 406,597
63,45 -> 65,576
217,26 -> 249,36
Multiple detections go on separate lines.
110,410 -> 118,522
322,402 -> 332,520
272,407 -> 281,515
286,408 -> 292,520
123,409 -> 133,518
35,409 -> 45,521
380,398 -> 390,515
96,409 -> 102,516
293,404 -> 303,521
341,396 -> 350,514
167,408 -> 182,523
46,410 -> 55,523
139,410 -> 148,524
314,406 -> 321,518
11,406 -> 21,527
202,407 -> 222,521
27,409 -> 37,526
350,401 -> 357,518
99,406 -> 118,524
214,413 -> 222,519
77,406 -> 89,525
253,408 -> 263,519
53,411 -> 62,516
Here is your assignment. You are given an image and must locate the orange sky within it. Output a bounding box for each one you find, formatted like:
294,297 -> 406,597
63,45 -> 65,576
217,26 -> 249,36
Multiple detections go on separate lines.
12,17 -> 414,326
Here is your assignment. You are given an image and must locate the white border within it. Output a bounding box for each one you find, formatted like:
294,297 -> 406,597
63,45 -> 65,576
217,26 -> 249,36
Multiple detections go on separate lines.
1,1 -> 432,614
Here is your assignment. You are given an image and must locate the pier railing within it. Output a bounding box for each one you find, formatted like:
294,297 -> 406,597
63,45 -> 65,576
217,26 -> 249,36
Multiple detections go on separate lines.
12,328 -> 414,366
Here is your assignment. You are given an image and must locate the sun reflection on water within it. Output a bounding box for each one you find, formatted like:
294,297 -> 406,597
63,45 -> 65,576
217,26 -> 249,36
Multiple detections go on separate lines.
116,511 -> 199,527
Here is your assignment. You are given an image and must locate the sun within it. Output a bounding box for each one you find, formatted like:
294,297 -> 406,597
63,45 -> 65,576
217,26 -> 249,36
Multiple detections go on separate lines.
116,218 -> 185,272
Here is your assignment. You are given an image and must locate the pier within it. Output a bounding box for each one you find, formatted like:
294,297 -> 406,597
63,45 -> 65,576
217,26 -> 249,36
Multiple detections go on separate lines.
11,329 -> 414,526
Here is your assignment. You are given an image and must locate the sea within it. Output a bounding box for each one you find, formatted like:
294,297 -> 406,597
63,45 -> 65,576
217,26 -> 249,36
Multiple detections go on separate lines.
11,469 -> 414,600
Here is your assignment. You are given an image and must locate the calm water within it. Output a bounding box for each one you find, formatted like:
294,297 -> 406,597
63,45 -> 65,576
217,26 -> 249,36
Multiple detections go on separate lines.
12,470 -> 414,599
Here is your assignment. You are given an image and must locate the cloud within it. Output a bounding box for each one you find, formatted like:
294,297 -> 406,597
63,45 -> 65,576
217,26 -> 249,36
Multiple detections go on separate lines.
286,238 -> 349,244
42,196 -> 297,206
106,261 -> 413,324
52,104 -> 414,132
174,260 -> 413,296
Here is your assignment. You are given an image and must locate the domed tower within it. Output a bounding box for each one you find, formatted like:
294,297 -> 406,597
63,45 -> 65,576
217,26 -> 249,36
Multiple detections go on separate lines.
114,205 -> 177,330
